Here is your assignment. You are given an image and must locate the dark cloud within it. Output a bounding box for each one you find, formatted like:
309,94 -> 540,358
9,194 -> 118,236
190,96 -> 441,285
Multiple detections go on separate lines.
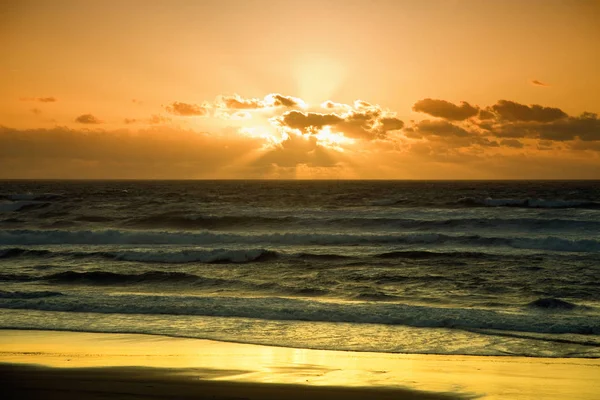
165,102 -> 208,116
490,100 -> 567,122
380,117 -> 404,132
268,94 -> 302,108
483,112 -> 600,142
499,139 -> 524,148
531,80 -> 549,87
31,108 -> 42,115
412,120 -> 471,137
75,114 -> 102,124
478,109 -> 495,120
535,112 -> 600,141
413,98 -> 479,121
275,107 -> 403,140
20,97 -> 57,103
124,118 -> 137,124
277,111 -> 343,133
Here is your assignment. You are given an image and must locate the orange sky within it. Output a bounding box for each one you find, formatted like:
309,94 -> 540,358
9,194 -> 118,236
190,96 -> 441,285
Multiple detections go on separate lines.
1,0 -> 600,179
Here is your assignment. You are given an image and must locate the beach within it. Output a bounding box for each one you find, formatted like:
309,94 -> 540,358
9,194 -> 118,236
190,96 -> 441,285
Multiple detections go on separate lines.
2,329 -> 599,399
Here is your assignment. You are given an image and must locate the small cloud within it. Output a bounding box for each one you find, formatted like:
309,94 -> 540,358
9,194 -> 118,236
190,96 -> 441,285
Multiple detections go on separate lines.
75,114 -> 102,124
531,80 -> 549,87
165,102 -> 208,116
124,118 -> 137,124
31,108 -> 42,115
321,100 -> 352,110
220,94 -> 265,110
148,114 -> 171,124
131,99 -> 143,105
265,93 -> 306,108
20,96 -> 57,103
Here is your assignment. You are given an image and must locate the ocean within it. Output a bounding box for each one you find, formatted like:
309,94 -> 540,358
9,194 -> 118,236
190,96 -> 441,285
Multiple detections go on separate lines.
0,180 -> 599,358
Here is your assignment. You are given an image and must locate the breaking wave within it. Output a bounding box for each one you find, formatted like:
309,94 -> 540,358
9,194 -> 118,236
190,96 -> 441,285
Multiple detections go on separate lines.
0,293 -> 597,335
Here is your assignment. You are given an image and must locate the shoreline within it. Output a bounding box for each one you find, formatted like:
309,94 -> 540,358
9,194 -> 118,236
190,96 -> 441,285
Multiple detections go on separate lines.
1,330 -> 600,399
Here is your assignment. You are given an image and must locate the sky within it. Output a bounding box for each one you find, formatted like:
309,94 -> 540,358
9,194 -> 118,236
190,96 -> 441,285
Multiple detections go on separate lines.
1,0 -> 600,179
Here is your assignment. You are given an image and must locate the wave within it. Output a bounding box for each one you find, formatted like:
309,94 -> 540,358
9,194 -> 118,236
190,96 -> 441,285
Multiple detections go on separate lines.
526,298 -> 579,310
0,290 -> 64,299
0,201 -> 51,213
45,271 -> 202,284
0,193 -> 63,201
1,229 -> 599,252
376,250 -> 488,260
0,247 -> 278,264
0,248 -> 52,259
123,213 -> 296,230
1,271 -> 329,297
122,212 -> 600,232
1,293 -> 597,335
456,197 -> 600,209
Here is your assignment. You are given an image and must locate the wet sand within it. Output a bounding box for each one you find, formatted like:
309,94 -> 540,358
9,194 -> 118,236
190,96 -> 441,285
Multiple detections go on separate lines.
1,330 -> 599,399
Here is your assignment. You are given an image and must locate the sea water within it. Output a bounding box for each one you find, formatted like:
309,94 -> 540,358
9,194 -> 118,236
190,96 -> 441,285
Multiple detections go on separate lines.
1,180 -> 599,358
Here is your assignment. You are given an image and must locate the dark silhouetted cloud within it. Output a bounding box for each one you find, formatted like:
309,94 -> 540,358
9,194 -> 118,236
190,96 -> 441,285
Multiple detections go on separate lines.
266,94 -> 304,108
277,111 -> 343,133
490,100 -> 567,122
75,114 -> 102,124
413,98 -> 479,120
165,102 -> 208,116
412,119 -> 470,137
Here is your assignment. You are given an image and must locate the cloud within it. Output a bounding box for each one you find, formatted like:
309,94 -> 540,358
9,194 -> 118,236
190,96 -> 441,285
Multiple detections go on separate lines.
75,114 -> 102,124
124,118 -> 137,124
31,108 -> 42,115
276,111 -> 343,133
273,102 -> 404,141
252,134 -> 338,169
218,93 -> 307,110
220,94 -> 265,110
534,112 -> 600,141
411,119 -> 470,137
490,100 -> 567,122
20,97 -> 57,103
321,100 -> 352,110
531,80 -> 549,87
265,93 -> 305,108
499,139 -> 524,148
478,109 -> 495,120
148,114 -> 172,124
165,102 -> 209,116
0,126 -> 262,179
413,98 -> 479,121
131,99 -> 143,105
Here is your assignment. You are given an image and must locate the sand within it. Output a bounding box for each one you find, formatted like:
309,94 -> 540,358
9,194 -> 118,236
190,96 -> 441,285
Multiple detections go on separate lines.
1,329 -> 599,399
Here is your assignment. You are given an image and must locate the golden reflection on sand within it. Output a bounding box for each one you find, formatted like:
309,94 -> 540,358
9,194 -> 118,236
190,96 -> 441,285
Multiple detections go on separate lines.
1,330 -> 599,399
